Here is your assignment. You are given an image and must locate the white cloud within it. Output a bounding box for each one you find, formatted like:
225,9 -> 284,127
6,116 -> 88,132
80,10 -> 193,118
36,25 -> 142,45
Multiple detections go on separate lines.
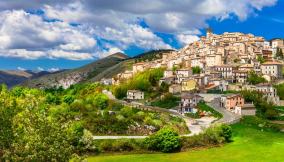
48,67 -> 60,72
17,66 -> 26,71
0,10 -> 95,60
37,67 -> 44,71
176,34 -> 200,45
0,0 -> 278,60
47,50 -> 93,60
97,47 -> 123,58
42,0 -> 277,48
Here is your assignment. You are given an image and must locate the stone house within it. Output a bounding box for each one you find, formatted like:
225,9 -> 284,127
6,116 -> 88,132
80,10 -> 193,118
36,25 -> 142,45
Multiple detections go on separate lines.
176,69 -> 192,78
213,65 -> 233,79
169,84 -> 182,94
127,90 -> 144,100
255,83 -> 280,105
100,78 -> 113,85
260,61 -> 283,79
232,70 -> 248,83
179,93 -> 204,114
164,70 -> 174,78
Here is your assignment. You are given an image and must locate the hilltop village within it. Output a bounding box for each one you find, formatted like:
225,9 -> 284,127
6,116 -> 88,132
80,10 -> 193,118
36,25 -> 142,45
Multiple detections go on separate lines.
102,29 -> 284,117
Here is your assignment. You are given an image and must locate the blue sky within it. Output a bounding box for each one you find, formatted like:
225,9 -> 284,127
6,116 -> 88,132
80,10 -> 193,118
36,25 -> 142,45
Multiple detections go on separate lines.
0,0 -> 283,71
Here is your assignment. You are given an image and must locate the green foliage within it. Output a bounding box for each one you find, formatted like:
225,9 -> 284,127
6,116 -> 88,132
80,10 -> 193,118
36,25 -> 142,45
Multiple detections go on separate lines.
0,82 -> 190,160
233,58 -> 241,63
159,82 -> 169,93
181,124 -> 231,150
274,83 -> 284,100
93,93 -> 109,109
151,93 -> 180,109
276,47 -> 284,59
192,66 -> 201,74
197,102 -> 223,119
257,55 -> 265,63
63,95 -> 75,105
113,85 -> 128,99
144,127 -> 181,153
185,112 -> 200,119
241,90 -> 279,119
247,71 -> 267,85
96,139 -> 145,153
220,124 -> 233,142
113,68 -> 164,99
240,116 -> 282,132
46,93 -> 61,105
134,50 -> 173,62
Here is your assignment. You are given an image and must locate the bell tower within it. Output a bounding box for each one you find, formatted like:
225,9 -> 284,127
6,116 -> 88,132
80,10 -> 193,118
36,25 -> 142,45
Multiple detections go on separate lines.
206,27 -> 213,38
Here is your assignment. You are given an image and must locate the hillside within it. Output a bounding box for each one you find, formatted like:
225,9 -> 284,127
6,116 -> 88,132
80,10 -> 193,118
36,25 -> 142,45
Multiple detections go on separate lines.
90,49 -> 175,82
22,50 -> 174,88
0,70 -> 58,87
22,52 -> 129,88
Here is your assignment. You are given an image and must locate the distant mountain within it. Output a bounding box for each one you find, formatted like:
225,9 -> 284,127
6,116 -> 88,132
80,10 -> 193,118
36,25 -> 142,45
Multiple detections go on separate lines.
22,50 -> 173,89
0,70 -> 61,88
22,52 -> 130,88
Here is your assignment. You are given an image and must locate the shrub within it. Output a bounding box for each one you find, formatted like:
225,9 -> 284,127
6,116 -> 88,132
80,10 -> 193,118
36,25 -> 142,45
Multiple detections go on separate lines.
220,124 -> 232,142
192,66 -> 201,74
97,139 -> 143,152
144,127 -> 181,153
240,116 -> 281,132
181,124 -> 232,151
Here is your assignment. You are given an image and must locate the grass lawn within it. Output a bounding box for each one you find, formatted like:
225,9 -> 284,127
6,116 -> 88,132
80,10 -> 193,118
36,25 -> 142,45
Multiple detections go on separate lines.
88,124 -> 284,162
197,102 -> 223,119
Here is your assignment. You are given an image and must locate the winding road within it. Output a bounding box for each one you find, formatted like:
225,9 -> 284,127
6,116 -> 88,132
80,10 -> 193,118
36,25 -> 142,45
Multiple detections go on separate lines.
93,91 -> 237,139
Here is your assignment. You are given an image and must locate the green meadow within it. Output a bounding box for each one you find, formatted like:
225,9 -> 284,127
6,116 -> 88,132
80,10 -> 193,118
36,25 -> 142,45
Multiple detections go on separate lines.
88,124 -> 284,162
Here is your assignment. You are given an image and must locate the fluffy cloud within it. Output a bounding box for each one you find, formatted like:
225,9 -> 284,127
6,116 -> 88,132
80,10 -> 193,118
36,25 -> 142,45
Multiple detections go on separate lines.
48,67 -> 60,72
0,10 -> 95,60
0,0 -> 278,60
17,67 -> 26,71
42,0 -> 277,46
37,67 -> 44,71
176,34 -> 200,45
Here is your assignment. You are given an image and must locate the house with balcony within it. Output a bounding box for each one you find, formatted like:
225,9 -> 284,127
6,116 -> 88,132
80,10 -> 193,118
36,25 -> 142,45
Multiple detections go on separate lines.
179,93 -> 204,114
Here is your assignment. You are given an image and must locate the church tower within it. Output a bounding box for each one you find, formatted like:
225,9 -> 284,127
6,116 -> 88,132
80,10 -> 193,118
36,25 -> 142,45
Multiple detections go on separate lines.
206,27 -> 213,38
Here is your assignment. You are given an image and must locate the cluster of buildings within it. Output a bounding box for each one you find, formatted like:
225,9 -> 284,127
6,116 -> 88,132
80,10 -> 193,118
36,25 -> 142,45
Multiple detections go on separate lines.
101,29 -> 284,117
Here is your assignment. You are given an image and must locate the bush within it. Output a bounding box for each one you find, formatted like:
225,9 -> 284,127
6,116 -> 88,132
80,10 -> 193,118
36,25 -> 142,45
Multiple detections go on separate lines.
144,127 -> 181,153
220,124 -> 232,142
181,124 -> 232,151
192,66 -> 201,74
247,71 -> 267,85
240,116 -> 281,132
97,139 -> 144,152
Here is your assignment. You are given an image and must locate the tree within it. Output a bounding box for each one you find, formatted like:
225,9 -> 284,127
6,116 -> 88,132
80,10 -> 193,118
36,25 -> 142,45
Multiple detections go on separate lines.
113,86 -> 127,99
192,66 -> 201,74
144,127 -> 181,153
46,93 -> 61,105
63,95 -> 75,105
93,93 -> 109,109
247,71 -> 267,85
241,90 -> 279,119
257,55 -> 265,63
159,82 -> 169,92
220,124 -> 232,142
276,47 -> 284,59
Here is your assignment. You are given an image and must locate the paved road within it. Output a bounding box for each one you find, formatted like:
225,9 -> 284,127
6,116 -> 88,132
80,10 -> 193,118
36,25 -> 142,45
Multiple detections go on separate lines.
95,90 -> 224,139
93,117 -> 216,140
208,97 -> 241,124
